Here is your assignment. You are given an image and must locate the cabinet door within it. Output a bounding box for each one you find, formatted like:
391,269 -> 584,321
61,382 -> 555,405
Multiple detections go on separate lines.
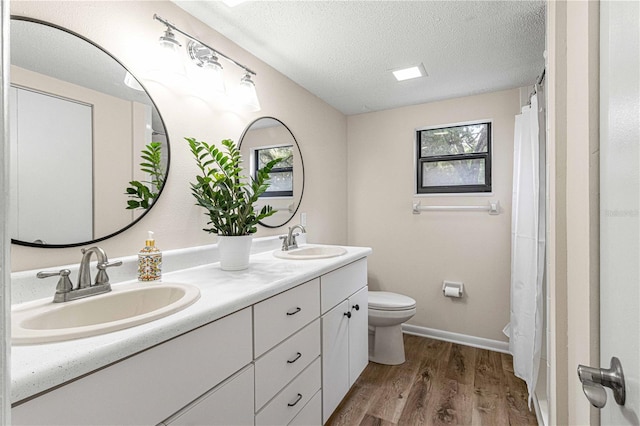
348,286 -> 369,386
321,300 -> 350,423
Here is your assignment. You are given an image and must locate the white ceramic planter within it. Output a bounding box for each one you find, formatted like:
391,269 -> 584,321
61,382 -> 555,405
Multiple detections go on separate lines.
217,235 -> 253,271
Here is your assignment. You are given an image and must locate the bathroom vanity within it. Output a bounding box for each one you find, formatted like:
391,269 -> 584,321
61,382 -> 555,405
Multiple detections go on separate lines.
10,243 -> 371,425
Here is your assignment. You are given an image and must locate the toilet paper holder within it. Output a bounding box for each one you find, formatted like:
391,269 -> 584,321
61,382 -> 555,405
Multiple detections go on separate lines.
442,281 -> 464,298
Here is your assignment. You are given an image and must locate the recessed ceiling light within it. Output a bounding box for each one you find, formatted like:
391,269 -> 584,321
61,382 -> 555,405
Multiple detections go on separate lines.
222,0 -> 248,7
392,64 -> 427,82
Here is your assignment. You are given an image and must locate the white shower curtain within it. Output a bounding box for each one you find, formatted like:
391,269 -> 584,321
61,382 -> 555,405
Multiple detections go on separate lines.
509,92 -> 545,407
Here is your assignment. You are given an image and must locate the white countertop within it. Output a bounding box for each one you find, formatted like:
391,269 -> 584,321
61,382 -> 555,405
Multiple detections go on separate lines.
11,244 -> 372,403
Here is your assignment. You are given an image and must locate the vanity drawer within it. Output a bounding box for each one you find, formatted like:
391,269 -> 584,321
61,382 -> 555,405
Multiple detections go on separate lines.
162,365 -> 254,426
255,319 -> 320,410
255,357 -> 321,426
320,258 -> 367,313
288,389 -> 321,426
254,278 -> 320,357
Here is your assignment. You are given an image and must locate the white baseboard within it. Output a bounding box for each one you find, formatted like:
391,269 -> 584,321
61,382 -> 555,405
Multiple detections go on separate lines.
402,323 -> 510,354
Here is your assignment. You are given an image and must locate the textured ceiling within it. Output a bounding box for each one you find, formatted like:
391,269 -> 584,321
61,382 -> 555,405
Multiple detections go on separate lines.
173,0 -> 546,115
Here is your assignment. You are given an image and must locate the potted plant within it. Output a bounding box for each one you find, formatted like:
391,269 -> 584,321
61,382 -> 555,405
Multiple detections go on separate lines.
186,137 -> 282,270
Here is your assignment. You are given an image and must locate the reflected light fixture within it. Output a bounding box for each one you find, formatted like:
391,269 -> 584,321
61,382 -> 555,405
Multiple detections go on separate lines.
124,71 -> 144,91
153,14 -> 260,110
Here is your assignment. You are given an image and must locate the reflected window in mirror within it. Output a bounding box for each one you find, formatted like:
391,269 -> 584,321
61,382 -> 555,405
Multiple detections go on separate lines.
239,117 -> 304,228
254,145 -> 294,197
10,17 -> 170,247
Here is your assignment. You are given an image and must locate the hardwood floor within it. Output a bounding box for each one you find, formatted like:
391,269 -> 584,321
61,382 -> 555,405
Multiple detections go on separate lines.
326,334 -> 538,426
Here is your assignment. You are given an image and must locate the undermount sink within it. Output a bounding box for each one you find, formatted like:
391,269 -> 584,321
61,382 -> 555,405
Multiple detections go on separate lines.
273,245 -> 347,260
12,282 -> 201,345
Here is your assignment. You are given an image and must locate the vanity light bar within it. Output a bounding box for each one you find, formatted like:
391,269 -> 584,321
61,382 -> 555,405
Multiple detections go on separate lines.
153,14 -> 257,77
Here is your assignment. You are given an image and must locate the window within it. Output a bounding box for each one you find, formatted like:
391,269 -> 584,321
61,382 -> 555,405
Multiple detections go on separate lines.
416,122 -> 492,194
254,145 -> 294,197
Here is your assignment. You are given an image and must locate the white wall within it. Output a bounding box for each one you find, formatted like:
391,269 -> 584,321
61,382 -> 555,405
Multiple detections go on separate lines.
347,89 -> 520,342
10,0 -> 348,271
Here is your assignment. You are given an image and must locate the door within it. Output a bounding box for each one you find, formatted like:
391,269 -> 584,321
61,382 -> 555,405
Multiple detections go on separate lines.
10,87 -> 93,243
348,286 -> 369,386
321,299 -> 350,423
599,0 -> 640,422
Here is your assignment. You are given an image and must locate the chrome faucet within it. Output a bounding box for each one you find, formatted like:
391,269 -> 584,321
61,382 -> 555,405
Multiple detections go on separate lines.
280,225 -> 306,251
78,247 -> 108,288
37,246 -> 122,303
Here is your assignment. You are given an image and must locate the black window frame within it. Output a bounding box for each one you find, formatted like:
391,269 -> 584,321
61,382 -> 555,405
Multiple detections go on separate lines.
416,122 -> 492,194
254,145 -> 294,198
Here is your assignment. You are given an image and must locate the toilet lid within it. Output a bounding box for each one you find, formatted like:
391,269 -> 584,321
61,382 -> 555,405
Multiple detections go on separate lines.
368,291 -> 416,311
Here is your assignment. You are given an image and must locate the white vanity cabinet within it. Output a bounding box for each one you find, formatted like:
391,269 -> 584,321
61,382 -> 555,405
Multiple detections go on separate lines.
320,259 -> 369,423
12,308 -> 253,426
11,250 -> 372,426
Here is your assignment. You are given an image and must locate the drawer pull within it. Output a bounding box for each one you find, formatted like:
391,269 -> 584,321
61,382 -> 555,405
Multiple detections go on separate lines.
344,311 -> 352,318
352,304 -> 360,311
286,307 -> 302,316
288,393 -> 303,407
287,352 -> 302,364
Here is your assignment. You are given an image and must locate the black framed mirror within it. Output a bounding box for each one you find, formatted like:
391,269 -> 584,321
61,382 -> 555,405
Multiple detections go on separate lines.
239,117 -> 304,228
10,17 -> 170,248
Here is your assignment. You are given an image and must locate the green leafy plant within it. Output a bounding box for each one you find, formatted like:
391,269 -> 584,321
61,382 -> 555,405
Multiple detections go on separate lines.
187,137 -> 282,236
125,142 -> 166,210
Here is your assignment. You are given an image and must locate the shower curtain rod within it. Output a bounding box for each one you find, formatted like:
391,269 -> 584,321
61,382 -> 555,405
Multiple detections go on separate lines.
528,68 -> 546,103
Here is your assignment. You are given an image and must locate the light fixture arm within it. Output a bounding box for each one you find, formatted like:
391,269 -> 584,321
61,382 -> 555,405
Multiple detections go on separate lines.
153,14 -> 257,76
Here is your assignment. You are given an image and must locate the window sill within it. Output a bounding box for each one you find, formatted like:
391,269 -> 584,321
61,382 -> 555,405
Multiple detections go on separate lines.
413,192 -> 495,198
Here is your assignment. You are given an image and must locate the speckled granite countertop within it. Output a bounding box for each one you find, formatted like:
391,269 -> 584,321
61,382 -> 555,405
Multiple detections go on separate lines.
11,244 -> 372,403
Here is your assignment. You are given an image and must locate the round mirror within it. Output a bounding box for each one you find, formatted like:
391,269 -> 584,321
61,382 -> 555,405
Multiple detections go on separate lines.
239,117 -> 304,228
10,17 -> 170,247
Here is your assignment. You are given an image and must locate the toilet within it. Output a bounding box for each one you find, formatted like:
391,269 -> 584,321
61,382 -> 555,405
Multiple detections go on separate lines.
368,291 -> 417,365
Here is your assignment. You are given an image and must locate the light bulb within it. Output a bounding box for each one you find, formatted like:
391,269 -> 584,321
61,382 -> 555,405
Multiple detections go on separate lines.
156,28 -> 186,77
236,73 -> 261,112
202,56 -> 226,94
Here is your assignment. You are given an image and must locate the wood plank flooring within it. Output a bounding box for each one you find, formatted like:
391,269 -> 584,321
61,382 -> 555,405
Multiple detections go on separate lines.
326,334 -> 538,426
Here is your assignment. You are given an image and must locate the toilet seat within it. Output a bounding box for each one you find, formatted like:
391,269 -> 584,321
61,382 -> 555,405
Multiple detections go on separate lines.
368,291 -> 416,311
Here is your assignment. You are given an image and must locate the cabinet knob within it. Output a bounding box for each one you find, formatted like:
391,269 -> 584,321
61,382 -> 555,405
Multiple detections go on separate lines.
344,311 -> 352,319
352,304 -> 360,311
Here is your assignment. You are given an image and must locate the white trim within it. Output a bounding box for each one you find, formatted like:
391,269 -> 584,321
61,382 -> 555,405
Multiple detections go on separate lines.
1,1 -> 10,423
414,118 -> 494,132
402,323 -> 510,354
533,391 -> 548,426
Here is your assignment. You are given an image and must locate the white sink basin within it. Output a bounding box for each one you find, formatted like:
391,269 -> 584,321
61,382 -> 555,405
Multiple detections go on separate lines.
273,245 -> 347,260
12,282 -> 200,345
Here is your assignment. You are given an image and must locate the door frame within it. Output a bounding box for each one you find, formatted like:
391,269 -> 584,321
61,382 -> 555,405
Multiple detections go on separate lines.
546,1 -> 600,425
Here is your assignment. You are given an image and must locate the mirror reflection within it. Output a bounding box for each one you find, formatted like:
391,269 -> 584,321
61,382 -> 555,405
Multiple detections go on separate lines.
10,17 -> 170,247
239,117 -> 304,228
